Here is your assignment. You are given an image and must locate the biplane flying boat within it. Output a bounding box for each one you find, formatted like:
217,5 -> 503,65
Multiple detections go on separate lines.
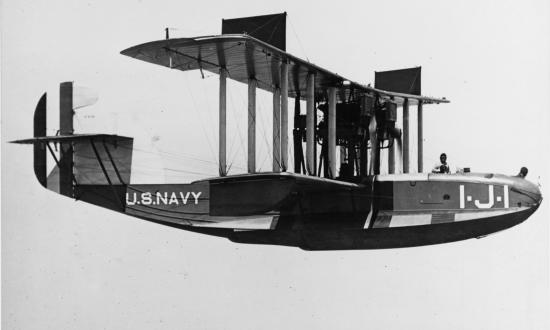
12,13 -> 542,250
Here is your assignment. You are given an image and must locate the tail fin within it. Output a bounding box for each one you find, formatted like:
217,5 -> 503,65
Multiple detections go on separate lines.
12,82 -> 134,209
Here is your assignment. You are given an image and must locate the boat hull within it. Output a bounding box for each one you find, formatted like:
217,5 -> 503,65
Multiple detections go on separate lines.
32,166 -> 541,250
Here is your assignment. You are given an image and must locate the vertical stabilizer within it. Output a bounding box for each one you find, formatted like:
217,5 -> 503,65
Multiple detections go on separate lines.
375,67 -> 421,95
222,13 -> 286,51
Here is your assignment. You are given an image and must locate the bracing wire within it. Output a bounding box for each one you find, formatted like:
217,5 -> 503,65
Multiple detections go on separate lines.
200,78 -> 223,147
182,73 -> 217,164
226,83 -> 248,173
287,17 -> 310,62
256,95 -> 273,172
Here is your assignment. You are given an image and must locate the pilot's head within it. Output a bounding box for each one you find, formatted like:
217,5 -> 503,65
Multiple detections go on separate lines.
440,153 -> 447,164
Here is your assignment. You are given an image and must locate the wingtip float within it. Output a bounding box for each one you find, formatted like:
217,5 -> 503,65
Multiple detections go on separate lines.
12,13 -> 542,250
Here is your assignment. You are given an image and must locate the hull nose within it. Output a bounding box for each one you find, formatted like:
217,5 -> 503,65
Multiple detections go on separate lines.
509,177 -> 542,208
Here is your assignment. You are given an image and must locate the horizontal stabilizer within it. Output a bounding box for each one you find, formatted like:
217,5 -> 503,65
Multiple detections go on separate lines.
11,134 -> 132,144
12,133 -> 134,200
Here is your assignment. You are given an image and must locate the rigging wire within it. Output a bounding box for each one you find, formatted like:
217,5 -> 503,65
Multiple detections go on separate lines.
72,109 -> 225,180
246,14 -> 283,36
256,95 -> 273,172
200,77 -> 223,146
116,145 -> 217,173
182,73 -> 217,164
287,17 -> 310,62
69,24 -> 312,179
121,144 -> 217,166
226,124 -> 241,173
231,77 -> 274,172
226,83 -> 248,173
75,149 -> 216,180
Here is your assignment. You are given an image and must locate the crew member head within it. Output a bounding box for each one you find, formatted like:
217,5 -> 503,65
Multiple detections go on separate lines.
518,167 -> 528,178
432,153 -> 450,174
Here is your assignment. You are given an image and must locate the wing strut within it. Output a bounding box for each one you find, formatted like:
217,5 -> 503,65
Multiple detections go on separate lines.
403,98 -> 410,173
122,34 -> 450,180
305,73 -> 315,175
417,100 -> 424,172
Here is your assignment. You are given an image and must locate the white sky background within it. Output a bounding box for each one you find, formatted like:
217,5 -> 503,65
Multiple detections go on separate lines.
2,0 -> 549,329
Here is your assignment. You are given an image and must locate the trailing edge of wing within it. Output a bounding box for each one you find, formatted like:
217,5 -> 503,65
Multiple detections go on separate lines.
120,34 -> 449,105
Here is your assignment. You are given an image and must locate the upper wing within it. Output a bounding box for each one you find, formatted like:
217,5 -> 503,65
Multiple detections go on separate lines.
120,34 -> 449,105
10,134 -> 132,144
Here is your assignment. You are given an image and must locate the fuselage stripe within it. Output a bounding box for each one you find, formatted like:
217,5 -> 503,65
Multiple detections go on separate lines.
504,185 -> 509,208
389,214 -> 431,227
